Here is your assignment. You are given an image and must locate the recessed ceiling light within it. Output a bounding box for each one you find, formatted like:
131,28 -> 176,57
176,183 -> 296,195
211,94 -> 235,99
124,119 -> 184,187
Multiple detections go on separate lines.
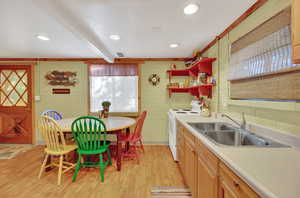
184,3 -> 199,15
36,35 -> 50,41
152,26 -> 162,31
170,43 -> 179,48
110,35 -> 120,40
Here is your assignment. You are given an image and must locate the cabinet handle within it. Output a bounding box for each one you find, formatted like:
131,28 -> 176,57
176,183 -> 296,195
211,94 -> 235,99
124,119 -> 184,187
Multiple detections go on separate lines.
233,181 -> 240,188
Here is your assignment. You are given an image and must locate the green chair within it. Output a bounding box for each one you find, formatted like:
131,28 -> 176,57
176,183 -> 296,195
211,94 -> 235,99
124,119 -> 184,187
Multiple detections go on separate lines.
71,116 -> 112,182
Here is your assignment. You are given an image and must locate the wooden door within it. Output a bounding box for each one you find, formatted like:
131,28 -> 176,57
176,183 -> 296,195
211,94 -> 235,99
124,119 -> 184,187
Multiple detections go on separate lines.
197,154 -> 218,198
185,141 -> 197,197
292,0 -> 300,63
0,63 -> 34,144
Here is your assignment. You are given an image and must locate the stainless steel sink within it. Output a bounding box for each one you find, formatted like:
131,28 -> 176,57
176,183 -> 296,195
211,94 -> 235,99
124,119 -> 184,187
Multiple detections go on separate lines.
203,130 -> 289,147
188,122 -> 235,132
187,122 -> 290,148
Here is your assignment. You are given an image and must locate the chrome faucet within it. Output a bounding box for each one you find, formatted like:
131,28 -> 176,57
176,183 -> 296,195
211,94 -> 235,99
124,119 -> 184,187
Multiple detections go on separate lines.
221,113 -> 246,130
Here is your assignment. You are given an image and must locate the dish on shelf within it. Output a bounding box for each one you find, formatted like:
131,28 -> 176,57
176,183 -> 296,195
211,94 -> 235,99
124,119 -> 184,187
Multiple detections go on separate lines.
167,82 -> 179,88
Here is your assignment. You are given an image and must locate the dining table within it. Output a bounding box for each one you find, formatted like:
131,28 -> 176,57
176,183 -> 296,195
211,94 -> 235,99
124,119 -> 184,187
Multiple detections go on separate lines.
56,116 -> 136,171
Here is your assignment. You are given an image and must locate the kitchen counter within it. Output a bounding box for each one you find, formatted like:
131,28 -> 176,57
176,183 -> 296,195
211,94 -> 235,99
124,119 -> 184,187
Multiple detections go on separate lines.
176,115 -> 300,198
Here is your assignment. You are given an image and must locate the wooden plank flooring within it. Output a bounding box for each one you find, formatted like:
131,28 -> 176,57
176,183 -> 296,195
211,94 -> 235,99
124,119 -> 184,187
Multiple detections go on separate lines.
0,145 -> 184,198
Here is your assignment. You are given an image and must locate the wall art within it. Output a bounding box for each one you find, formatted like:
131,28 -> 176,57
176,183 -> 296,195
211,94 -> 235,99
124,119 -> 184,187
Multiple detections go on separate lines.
45,70 -> 77,86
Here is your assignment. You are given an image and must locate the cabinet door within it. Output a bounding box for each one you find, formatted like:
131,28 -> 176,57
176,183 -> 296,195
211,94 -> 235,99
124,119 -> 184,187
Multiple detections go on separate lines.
178,142 -> 185,173
218,178 -> 238,198
185,139 -> 197,197
292,0 -> 300,63
219,163 -> 260,198
197,155 -> 218,198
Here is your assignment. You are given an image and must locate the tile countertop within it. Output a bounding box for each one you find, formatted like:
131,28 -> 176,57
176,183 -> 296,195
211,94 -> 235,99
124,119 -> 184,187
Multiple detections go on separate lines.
176,115 -> 300,198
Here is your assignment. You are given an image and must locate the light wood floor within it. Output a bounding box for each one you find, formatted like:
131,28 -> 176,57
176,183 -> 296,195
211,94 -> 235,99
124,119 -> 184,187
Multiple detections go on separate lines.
0,145 -> 184,198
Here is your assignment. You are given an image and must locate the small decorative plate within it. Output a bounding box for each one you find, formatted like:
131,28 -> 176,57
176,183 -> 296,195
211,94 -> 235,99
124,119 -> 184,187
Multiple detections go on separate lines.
148,74 -> 160,86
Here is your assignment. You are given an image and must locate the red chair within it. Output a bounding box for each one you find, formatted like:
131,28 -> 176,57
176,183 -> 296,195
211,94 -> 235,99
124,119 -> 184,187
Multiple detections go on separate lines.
119,111 -> 147,164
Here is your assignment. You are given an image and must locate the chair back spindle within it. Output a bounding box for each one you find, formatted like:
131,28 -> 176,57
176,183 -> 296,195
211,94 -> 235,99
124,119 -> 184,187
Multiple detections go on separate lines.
39,116 -> 66,152
41,110 -> 63,121
131,111 -> 147,140
71,116 -> 108,151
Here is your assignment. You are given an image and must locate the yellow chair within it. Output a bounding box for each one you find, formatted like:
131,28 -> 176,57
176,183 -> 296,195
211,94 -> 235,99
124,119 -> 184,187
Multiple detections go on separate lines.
38,116 -> 77,185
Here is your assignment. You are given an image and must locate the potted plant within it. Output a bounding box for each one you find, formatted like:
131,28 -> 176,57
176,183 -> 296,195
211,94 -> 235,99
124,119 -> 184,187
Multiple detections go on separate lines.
100,101 -> 111,119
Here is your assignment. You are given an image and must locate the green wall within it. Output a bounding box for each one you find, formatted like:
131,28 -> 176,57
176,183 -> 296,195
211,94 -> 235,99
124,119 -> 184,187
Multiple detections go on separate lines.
141,61 -> 192,143
34,62 -> 89,143
34,61 -> 192,144
203,0 -> 300,135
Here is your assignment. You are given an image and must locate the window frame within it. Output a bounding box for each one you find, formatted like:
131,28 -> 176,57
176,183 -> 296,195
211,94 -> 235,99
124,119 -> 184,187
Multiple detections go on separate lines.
87,61 -> 141,117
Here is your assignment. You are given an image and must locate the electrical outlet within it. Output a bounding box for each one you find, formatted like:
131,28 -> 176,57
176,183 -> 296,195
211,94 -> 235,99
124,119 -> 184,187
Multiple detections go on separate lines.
35,96 -> 41,101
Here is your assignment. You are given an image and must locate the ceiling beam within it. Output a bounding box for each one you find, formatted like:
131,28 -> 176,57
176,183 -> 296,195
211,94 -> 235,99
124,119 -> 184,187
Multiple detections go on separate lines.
0,57 -> 190,62
32,0 -> 115,63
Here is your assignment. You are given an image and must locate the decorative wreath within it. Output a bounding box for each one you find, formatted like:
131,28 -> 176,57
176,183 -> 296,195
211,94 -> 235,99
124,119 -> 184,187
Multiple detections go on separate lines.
148,74 -> 160,86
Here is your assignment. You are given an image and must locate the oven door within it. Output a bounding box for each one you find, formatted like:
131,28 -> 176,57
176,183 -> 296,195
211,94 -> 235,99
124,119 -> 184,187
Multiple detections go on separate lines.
168,111 -> 177,161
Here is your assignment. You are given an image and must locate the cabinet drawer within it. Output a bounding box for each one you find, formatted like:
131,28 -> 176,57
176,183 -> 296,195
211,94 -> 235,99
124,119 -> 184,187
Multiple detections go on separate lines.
293,45 -> 300,63
292,0 -> 300,63
292,0 -> 300,44
195,138 -> 218,175
219,162 -> 260,198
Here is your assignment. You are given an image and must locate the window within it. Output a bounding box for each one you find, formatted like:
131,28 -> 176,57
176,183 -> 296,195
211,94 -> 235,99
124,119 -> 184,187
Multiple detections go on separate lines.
89,63 -> 139,114
229,26 -> 296,80
229,7 -> 300,101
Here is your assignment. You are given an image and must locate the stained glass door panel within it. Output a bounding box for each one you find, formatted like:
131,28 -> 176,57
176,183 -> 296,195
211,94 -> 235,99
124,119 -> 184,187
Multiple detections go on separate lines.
0,65 -> 33,144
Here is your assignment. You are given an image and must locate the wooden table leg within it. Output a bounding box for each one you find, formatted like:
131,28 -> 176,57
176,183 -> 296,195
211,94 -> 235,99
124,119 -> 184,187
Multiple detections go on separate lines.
125,128 -> 130,151
116,130 -> 122,171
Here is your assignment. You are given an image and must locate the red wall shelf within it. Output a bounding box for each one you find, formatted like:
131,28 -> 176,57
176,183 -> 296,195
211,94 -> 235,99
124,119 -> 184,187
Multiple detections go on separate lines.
166,69 -> 189,76
166,57 -> 216,98
166,57 -> 216,81
168,87 -> 190,93
168,84 -> 215,98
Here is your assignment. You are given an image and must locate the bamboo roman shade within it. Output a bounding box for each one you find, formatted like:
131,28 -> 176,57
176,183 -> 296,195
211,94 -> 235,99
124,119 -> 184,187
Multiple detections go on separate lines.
230,70 -> 300,100
231,8 -> 291,54
229,7 -> 300,100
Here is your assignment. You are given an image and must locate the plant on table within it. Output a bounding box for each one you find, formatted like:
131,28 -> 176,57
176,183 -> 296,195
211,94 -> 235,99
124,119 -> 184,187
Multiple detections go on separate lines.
100,101 -> 111,119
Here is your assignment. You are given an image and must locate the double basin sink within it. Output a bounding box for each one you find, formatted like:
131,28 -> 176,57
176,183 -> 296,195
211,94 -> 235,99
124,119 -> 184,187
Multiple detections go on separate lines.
187,122 -> 289,147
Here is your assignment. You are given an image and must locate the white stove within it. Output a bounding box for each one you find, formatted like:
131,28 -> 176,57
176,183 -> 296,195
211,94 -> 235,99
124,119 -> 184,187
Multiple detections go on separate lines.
168,107 -> 201,161
170,108 -> 201,116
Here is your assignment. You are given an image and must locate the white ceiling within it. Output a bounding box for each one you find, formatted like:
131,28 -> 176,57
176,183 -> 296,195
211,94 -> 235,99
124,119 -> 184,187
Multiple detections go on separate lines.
0,0 -> 256,60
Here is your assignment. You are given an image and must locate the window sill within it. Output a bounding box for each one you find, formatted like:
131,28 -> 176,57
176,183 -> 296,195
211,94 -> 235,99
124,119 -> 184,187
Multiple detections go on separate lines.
89,112 -> 139,118
227,99 -> 300,112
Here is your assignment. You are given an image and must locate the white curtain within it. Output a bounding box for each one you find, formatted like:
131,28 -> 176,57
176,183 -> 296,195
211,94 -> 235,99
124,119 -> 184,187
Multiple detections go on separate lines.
229,26 -> 299,80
